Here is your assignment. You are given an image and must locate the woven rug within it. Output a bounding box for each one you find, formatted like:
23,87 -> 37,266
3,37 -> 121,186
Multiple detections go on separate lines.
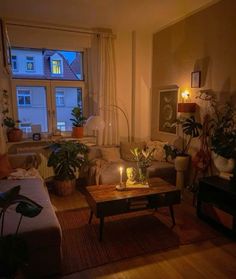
57,203 -> 220,275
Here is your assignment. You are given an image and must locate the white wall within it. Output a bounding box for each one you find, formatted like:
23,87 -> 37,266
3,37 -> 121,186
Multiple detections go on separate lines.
115,30 -> 152,142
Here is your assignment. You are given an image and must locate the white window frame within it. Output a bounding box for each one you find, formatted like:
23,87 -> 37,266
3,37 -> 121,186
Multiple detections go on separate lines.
17,89 -> 31,107
11,79 -> 86,136
26,56 -> 35,72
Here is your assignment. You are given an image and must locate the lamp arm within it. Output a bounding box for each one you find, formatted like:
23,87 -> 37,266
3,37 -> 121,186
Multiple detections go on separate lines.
108,104 -> 130,143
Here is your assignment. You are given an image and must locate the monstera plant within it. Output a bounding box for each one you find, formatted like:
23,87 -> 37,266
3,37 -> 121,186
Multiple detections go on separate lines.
0,185 -> 43,277
164,116 -> 202,159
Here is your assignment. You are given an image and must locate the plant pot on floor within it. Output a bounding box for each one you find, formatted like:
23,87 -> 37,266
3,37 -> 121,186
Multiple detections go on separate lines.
72,127 -> 83,138
7,128 -> 23,142
174,155 -> 190,193
54,179 -> 76,196
212,152 -> 235,179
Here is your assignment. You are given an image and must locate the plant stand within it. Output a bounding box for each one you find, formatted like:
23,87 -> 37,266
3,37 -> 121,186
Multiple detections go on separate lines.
174,156 -> 190,194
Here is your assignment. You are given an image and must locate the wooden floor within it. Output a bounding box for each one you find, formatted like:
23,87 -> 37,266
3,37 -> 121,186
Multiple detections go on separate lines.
50,189 -> 236,279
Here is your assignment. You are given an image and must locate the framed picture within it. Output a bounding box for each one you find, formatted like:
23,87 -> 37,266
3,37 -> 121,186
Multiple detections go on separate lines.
158,88 -> 178,134
191,71 -> 201,88
0,19 -> 11,74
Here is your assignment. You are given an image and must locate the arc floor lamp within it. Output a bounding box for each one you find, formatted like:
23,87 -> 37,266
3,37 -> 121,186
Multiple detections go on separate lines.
85,104 -> 131,144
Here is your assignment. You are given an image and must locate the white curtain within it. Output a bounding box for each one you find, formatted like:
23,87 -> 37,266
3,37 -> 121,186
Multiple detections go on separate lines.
87,33 -> 119,145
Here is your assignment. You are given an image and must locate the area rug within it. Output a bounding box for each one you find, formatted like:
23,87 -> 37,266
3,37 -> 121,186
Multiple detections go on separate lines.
56,202 -> 221,275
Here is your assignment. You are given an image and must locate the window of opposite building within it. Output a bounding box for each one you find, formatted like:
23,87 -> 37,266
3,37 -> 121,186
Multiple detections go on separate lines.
17,90 -> 31,106
26,56 -> 35,71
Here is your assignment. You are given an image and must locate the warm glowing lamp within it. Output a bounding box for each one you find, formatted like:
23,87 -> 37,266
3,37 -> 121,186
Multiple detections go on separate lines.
178,89 -> 196,113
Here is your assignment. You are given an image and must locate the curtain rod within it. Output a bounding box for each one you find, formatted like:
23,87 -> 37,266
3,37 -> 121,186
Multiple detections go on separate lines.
6,20 -> 114,37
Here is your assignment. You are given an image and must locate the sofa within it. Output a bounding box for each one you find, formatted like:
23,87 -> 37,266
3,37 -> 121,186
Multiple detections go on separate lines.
86,141 -> 176,186
0,153 -> 62,278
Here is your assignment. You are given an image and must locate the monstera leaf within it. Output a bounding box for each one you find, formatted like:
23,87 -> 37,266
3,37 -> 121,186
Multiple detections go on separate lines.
182,116 -> 202,138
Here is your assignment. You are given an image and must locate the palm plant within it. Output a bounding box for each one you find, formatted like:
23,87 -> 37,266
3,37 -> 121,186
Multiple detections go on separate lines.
70,107 -> 87,127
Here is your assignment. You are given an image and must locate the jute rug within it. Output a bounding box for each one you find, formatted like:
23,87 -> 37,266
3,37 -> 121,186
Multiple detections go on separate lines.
56,201 -> 220,275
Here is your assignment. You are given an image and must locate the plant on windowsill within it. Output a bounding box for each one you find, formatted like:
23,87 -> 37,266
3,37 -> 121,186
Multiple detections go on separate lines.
70,107 -> 87,138
0,185 -> 42,278
47,141 -> 89,196
3,116 -> 23,142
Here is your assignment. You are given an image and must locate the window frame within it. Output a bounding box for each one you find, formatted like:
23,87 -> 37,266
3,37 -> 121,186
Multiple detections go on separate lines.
11,79 -> 87,136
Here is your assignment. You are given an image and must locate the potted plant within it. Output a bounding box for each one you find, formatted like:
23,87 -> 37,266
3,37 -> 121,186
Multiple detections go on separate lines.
3,117 -> 23,142
47,141 -> 89,196
209,101 -> 236,178
164,116 -> 202,190
0,185 -> 42,278
70,107 -> 87,138
130,147 -> 155,184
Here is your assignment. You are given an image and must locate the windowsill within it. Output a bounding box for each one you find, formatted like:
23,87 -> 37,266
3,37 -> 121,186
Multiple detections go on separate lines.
6,135 -> 96,146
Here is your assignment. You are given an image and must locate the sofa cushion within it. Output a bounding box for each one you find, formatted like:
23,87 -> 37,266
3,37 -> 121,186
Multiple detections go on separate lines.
0,154 -> 14,179
120,141 -> 146,161
87,146 -> 102,161
100,147 -> 121,162
147,140 -> 168,162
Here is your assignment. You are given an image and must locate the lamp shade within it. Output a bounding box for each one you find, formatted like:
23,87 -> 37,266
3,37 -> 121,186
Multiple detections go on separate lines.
85,115 -> 105,131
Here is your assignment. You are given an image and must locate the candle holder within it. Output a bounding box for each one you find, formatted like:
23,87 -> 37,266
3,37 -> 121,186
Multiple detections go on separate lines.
116,182 -> 126,191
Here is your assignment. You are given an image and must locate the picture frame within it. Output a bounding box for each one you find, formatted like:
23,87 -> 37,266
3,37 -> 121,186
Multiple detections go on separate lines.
158,88 -> 178,134
0,19 -> 11,74
191,71 -> 201,88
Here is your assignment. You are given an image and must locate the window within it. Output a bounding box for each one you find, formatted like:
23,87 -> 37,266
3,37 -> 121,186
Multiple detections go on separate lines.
52,60 -> 62,74
12,47 -> 86,135
11,55 -> 18,71
19,123 -> 32,133
26,56 -> 35,71
56,91 -> 65,106
57,121 -> 66,132
17,90 -> 31,106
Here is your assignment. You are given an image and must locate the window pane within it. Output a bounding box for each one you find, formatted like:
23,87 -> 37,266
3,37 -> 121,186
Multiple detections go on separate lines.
16,86 -> 48,132
55,87 -> 82,132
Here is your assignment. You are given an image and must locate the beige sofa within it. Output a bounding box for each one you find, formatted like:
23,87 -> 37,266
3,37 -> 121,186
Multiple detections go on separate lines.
86,141 -> 176,186
0,154 -> 62,278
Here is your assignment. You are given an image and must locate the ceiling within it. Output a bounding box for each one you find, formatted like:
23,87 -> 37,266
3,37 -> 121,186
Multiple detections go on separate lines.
0,0 -> 218,32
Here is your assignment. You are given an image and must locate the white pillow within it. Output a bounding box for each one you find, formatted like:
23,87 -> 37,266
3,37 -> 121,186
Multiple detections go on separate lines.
147,140 -> 168,162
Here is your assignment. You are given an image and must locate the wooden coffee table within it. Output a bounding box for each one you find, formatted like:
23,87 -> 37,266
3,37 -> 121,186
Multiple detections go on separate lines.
85,177 -> 181,241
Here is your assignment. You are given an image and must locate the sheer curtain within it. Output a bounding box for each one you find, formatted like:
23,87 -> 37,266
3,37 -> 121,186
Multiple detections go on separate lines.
87,33 -> 119,145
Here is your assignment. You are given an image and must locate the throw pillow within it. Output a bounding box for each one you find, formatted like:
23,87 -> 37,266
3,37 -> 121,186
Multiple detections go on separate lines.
120,141 -> 146,161
147,140 -> 168,162
100,147 -> 121,162
0,154 -> 14,179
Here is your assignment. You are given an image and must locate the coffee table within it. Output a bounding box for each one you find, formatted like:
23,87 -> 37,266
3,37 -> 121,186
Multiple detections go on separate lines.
85,177 -> 181,241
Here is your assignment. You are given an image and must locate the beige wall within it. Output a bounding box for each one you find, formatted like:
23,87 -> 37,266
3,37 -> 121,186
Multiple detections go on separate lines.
151,0 -> 236,143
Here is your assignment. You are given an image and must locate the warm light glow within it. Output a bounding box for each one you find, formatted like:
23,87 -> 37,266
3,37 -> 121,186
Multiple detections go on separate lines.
181,90 -> 190,101
119,167 -> 123,184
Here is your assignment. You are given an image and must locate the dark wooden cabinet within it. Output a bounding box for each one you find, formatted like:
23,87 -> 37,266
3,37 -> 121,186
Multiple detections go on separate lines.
197,176 -> 236,233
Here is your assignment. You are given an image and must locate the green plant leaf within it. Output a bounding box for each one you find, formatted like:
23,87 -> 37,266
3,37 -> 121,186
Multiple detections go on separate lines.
16,201 -> 42,218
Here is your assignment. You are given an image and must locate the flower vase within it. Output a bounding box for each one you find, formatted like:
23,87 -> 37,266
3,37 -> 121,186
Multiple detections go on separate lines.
137,165 -> 148,185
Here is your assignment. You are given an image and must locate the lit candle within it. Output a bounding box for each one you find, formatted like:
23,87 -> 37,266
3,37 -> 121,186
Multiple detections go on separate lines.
119,167 -> 123,185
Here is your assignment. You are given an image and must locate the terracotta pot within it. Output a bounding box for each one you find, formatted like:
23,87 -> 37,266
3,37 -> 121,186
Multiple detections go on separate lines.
54,179 -> 76,196
72,127 -> 83,138
7,128 -> 23,142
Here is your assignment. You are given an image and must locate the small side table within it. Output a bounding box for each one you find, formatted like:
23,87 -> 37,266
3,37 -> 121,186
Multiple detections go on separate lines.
197,176 -> 236,233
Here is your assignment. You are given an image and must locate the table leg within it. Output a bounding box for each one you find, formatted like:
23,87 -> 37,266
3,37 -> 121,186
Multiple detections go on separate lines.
88,210 -> 93,224
169,205 -> 176,226
99,217 -> 104,241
